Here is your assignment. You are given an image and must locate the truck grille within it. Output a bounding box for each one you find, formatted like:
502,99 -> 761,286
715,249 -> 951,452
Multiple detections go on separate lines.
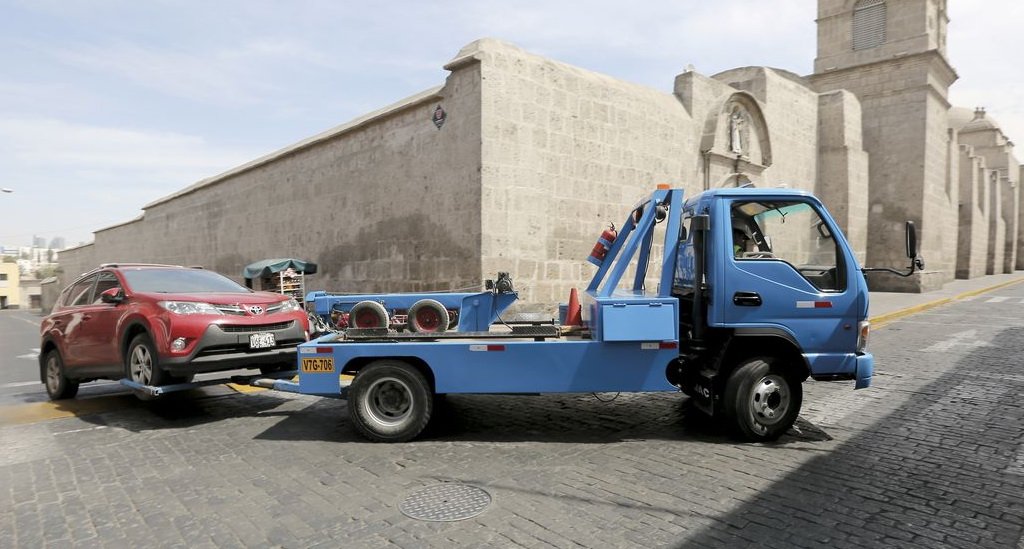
220,321 -> 294,333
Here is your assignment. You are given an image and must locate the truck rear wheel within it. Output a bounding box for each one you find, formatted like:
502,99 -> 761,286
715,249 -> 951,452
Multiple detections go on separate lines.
723,357 -> 802,442
349,360 -> 433,442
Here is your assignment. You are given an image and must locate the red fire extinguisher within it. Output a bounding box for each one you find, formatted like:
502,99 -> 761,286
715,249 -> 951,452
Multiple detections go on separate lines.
587,224 -> 618,266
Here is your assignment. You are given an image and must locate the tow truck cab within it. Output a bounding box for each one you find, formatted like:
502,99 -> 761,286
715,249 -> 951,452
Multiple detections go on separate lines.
671,187 -> 873,420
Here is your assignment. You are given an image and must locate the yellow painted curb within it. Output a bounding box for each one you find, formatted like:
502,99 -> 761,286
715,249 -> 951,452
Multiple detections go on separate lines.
226,383 -> 267,394
870,276 -> 1024,327
0,395 -> 138,427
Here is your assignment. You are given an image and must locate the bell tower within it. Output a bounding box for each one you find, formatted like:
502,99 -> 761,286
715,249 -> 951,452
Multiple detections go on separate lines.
810,0 -> 957,291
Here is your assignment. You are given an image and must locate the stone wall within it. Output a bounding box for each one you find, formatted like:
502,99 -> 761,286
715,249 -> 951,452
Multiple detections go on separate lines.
956,146 -> 990,279
54,38 -> 874,312
815,89 -> 869,263
56,75 -> 485,294
464,40 -> 698,307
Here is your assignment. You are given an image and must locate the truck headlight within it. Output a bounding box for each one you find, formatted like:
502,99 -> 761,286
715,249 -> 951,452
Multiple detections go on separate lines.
279,298 -> 302,312
856,320 -> 870,353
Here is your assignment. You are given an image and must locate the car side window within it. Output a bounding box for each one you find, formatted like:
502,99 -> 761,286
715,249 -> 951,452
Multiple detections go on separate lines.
67,275 -> 98,307
91,272 -> 121,304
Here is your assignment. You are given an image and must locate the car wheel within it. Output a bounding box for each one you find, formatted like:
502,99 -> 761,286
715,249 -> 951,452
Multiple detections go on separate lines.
723,357 -> 802,442
349,360 -> 433,442
126,333 -> 170,387
43,349 -> 79,400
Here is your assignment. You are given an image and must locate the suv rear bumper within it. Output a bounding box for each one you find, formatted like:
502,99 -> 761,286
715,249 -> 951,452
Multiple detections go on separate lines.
161,321 -> 305,374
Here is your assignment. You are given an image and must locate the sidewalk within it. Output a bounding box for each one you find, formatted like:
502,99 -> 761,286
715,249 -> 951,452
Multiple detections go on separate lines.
869,271 -> 1024,324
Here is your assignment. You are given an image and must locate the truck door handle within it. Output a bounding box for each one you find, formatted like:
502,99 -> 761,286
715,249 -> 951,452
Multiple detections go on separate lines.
733,292 -> 762,307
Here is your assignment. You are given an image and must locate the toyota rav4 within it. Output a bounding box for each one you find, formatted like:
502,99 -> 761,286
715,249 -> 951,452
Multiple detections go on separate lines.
40,264 -> 310,399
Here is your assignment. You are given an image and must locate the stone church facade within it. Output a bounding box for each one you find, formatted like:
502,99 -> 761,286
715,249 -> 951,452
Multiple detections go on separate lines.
56,0 -> 1022,310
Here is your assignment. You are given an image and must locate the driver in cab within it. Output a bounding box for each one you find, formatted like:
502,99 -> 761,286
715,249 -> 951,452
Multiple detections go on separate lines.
733,227 -> 755,258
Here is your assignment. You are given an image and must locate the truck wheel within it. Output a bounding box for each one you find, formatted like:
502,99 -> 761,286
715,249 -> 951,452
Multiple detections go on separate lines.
723,357 -> 802,442
349,301 -> 389,329
349,360 -> 433,442
126,333 -> 170,387
43,349 -> 79,400
407,299 -> 450,333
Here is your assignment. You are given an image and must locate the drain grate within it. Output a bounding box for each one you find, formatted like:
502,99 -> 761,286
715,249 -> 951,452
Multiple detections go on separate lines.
399,483 -> 491,522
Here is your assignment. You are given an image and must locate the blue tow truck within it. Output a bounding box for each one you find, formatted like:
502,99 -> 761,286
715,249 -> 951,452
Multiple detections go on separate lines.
276,184 -> 920,442
122,184 -> 918,441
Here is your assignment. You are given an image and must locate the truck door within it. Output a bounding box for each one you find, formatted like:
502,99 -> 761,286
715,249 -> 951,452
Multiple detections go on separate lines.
719,197 -> 859,372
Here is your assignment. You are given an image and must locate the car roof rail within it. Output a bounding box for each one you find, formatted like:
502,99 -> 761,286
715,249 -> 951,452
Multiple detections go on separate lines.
98,263 -> 185,269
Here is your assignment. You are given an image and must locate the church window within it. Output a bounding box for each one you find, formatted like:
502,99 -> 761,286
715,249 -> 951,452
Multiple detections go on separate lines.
852,0 -> 886,51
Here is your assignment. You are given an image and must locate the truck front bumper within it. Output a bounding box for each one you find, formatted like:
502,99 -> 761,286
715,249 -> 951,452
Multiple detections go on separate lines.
854,352 -> 874,389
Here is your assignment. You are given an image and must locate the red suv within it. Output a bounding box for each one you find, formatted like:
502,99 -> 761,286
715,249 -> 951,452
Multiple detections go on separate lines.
40,264 -> 310,399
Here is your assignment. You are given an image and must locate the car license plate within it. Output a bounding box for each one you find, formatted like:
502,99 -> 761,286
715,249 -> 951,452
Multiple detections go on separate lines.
301,357 -> 335,373
249,333 -> 276,349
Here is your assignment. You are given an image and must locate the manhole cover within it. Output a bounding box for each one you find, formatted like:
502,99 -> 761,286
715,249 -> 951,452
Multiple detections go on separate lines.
399,484 -> 491,522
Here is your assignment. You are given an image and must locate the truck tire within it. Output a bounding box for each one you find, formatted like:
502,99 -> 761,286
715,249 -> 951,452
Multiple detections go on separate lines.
349,360 -> 433,442
723,357 -> 802,442
407,299 -> 450,333
349,301 -> 389,329
43,349 -> 79,400
126,333 -> 171,388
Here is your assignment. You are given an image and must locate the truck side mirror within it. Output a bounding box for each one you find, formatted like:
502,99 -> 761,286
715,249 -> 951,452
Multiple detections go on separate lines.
905,221 -> 917,259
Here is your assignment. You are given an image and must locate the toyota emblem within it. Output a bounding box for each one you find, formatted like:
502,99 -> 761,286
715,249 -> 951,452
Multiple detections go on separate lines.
248,305 -> 264,315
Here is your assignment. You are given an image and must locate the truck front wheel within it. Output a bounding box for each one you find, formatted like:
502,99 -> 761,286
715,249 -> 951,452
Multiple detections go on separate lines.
349,360 -> 433,442
723,357 -> 802,442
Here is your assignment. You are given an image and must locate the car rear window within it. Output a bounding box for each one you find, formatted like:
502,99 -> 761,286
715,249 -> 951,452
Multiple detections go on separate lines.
122,269 -> 251,294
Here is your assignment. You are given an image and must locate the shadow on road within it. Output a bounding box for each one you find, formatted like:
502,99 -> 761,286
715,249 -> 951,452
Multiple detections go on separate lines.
673,326 -> 1024,548
250,392 -> 835,445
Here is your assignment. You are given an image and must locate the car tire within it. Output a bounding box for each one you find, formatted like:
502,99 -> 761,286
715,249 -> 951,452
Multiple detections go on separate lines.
43,349 -> 79,400
723,357 -> 802,442
126,333 -> 171,387
349,360 -> 433,442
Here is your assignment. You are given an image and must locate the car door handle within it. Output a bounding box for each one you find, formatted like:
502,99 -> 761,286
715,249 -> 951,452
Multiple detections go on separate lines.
733,292 -> 762,307
82,314 -> 93,320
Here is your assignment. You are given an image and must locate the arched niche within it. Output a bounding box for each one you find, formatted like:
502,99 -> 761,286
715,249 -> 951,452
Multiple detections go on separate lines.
700,91 -> 772,167
699,91 -> 772,188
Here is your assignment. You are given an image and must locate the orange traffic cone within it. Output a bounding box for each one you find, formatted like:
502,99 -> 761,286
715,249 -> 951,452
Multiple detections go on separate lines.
565,288 -> 582,326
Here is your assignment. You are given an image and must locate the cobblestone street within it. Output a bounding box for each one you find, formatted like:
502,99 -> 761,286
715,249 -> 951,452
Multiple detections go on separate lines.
3,286 -> 1024,548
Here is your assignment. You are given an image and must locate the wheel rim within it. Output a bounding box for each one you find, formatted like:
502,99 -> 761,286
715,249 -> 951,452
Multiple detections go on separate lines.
364,376 -> 413,427
355,310 -> 383,328
747,374 -> 791,433
414,308 -> 442,331
130,344 -> 153,385
45,355 -> 61,393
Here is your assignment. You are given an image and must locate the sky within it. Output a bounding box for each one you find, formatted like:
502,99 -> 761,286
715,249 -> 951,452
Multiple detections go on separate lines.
1,0 -> 1021,249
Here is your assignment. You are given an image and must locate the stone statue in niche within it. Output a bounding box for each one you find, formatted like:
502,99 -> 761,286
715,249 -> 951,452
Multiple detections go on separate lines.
729,108 -> 744,155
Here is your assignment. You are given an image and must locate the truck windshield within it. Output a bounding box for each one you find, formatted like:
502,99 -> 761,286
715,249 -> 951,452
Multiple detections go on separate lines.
122,269 -> 252,294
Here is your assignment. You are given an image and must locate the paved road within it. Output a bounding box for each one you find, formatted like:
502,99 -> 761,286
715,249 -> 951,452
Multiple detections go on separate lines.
1,286 -> 1023,548
0,309 -> 48,405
